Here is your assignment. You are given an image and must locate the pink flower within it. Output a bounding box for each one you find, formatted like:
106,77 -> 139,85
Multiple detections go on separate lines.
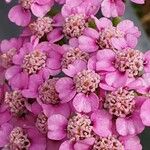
104,89 -> 146,136
78,17 -> 141,52
92,135 -> 142,150
48,110 -> 112,149
5,42 -> 62,91
21,13 -> 64,43
21,76 -> 71,119
93,48 -> 146,88
8,0 -> 54,26
61,42 -> 90,76
61,0 -> 101,38
100,0 -> 144,18
56,69 -> 101,113
0,123 -> 46,150
0,38 -> 23,69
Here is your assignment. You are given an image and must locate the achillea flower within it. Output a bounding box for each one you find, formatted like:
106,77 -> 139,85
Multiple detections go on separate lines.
61,42 -> 90,76
92,48 -> 149,88
0,123 -> 46,150
92,134 -> 142,150
22,13 -> 64,43
0,38 -> 23,69
37,78 -> 71,118
8,0 -> 54,26
61,0 -> 101,38
48,110 -> 112,149
111,94 -> 147,136
78,17 -> 140,52
56,69 -> 100,113
5,42 -> 62,91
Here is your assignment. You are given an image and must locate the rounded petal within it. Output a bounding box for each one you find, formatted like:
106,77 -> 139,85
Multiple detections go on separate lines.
42,103 -> 70,118
73,93 -> 92,113
5,66 -> 21,80
91,110 -> 112,137
74,138 -> 95,150
121,136 -> 142,150
78,36 -> 98,52
47,28 -> 64,43
105,71 -> 127,88
55,77 -> 76,103
116,114 -> 145,136
96,49 -> 116,71
62,60 -> 87,77
31,3 -> 52,17
8,5 -> 31,26
101,0 -> 125,18
48,114 -> 67,140
140,100 -> 150,126
59,140 -> 74,150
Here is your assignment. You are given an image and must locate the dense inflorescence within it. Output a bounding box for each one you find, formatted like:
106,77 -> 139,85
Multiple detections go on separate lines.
0,0 -> 149,150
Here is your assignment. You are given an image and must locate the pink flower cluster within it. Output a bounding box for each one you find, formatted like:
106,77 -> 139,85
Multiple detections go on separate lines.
0,0 -> 149,150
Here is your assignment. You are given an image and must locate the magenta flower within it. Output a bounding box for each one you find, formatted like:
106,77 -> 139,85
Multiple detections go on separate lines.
5,42 -> 62,91
0,38 -> 24,85
61,0 -> 101,38
21,13 -> 64,43
21,76 -> 71,118
93,48 -> 147,88
48,110 -> 112,149
56,69 -> 101,113
0,123 -> 46,150
0,38 -> 23,69
61,42 -> 90,76
38,78 -> 71,118
79,17 -> 141,52
103,88 -> 147,136
8,0 -> 54,26
100,0 -> 145,18
92,135 -> 142,150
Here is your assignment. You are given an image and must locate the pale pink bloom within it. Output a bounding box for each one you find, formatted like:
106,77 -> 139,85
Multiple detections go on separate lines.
8,0 -> 54,26
21,76 -> 71,118
114,95 -> 146,136
78,17 -> 141,52
5,42 -> 62,91
56,68 -> 101,113
61,0 -> 101,38
0,38 -> 23,69
48,110 -> 112,149
120,135 -> 142,150
91,48 -> 147,89
0,38 -> 23,85
100,0 -> 144,18
21,13 -> 64,43
61,42 -> 90,76
0,123 -> 46,150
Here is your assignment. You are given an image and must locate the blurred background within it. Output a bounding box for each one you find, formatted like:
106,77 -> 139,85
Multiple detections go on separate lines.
0,0 -> 150,149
